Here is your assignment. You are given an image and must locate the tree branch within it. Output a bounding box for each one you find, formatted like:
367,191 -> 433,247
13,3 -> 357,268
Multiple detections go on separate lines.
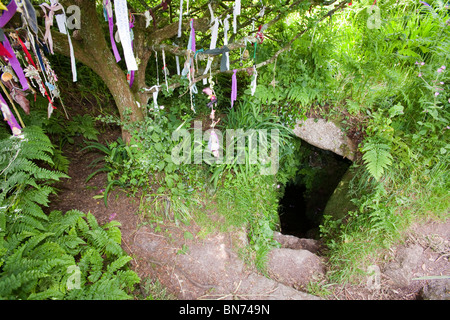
142,0 -> 348,94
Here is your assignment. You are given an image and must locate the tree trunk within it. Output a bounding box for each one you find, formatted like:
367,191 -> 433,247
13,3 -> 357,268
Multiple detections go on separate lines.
54,0 -> 145,142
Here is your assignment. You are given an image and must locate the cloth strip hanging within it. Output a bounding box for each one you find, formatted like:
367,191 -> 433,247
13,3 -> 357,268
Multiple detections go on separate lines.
114,0 -> 138,71
0,0 -> 29,91
233,0 -> 241,34
178,0 -> 183,38
23,0 -> 39,35
39,1 -> 63,54
223,15 -> 230,71
0,96 -> 22,136
17,36 -> 55,110
172,42 -> 181,75
129,14 -> 135,87
202,17 -> 219,85
162,48 -> 169,92
39,1 -> 77,82
104,0 -> 122,62
208,130 -> 220,158
208,3 -> 215,25
202,46 -> 230,72
231,69 -> 237,107
250,65 -> 257,96
188,18 -> 196,53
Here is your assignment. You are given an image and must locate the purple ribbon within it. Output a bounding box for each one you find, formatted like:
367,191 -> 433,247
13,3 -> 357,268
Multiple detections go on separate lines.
231,69 -> 237,107
0,1 -> 17,26
109,16 -> 121,62
0,94 -> 22,136
104,0 -> 121,63
0,1 -> 29,91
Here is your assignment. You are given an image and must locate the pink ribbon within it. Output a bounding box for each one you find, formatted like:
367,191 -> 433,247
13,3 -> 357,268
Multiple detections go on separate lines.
188,19 -> 196,52
39,2 -> 65,55
231,69 -> 237,107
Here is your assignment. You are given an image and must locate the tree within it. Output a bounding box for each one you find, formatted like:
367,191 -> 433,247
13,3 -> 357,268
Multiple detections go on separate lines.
6,0 -> 348,141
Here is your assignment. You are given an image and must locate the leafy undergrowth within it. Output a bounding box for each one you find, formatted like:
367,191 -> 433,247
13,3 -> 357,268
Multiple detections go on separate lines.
0,127 -> 139,300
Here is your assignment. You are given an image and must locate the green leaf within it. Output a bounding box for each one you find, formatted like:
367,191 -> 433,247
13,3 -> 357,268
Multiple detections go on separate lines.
151,132 -> 160,142
388,104 -> 404,118
362,140 -> 393,181
154,143 -> 163,152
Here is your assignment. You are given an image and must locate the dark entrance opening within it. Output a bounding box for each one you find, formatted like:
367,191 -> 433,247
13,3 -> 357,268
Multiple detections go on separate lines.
278,141 -> 352,239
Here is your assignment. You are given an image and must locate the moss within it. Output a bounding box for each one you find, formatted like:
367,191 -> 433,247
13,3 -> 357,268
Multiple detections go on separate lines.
323,167 -> 358,220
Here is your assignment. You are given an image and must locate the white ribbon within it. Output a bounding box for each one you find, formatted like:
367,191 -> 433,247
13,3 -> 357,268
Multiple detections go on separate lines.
178,0 -> 184,38
233,0 -> 241,34
40,0 -> 77,82
208,3 -> 215,25
258,6 -> 266,17
250,66 -> 257,96
202,17 -> 219,85
162,48 -> 169,92
223,15 -> 230,71
173,43 -> 181,75
39,1 -> 63,54
153,89 -> 159,110
114,0 -> 138,71
144,10 -> 153,28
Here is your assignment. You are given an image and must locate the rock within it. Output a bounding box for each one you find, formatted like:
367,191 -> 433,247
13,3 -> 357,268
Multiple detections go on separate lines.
134,227 -> 322,300
266,248 -> 326,290
323,168 -> 358,220
273,231 -> 323,254
421,279 -> 450,300
237,273 -> 322,300
383,245 -> 424,288
293,118 -> 357,161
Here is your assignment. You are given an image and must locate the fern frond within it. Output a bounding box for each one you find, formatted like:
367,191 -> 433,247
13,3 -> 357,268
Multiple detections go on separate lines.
362,141 -> 393,181
116,270 -> 141,288
48,209 -> 85,237
106,256 -> 132,274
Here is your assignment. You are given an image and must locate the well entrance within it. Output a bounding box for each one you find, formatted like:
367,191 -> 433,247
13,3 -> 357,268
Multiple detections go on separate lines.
278,141 -> 352,238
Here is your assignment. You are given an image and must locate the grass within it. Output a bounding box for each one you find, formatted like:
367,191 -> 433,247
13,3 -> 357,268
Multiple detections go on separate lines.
140,278 -> 177,300
320,160 -> 449,285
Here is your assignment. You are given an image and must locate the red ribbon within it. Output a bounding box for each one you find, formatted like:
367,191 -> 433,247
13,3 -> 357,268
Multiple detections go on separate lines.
17,35 -> 56,109
0,42 -> 12,58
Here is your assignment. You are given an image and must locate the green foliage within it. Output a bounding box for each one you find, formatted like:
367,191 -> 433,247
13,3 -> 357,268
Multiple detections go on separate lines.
361,139 -> 393,181
0,210 -> 140,300
18,96 -> 100,174
0,126 -> 68,235
260,0 -> 450,284
216,170 -> 281,272
83,138 -> 136,206
93,110 -> 197,222
0,127 -> 139,300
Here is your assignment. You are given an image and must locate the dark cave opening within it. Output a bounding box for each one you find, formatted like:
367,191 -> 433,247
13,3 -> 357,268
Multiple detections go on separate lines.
278,142 -> 352,239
